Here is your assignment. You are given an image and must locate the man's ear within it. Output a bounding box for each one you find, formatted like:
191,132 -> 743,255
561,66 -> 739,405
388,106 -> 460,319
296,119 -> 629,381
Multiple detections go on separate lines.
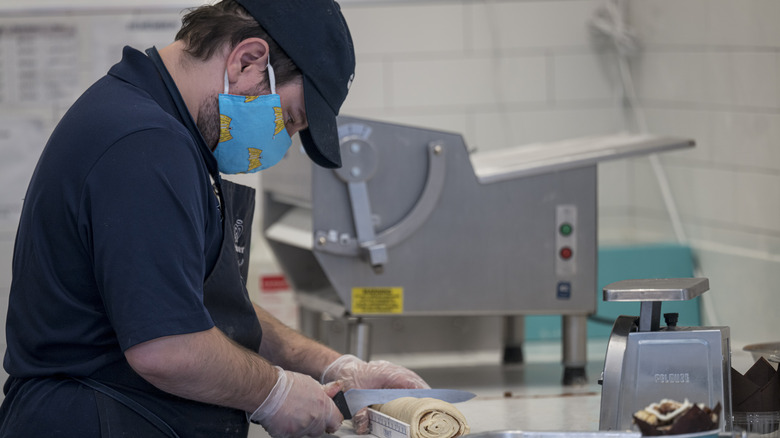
225,38 -> 270,91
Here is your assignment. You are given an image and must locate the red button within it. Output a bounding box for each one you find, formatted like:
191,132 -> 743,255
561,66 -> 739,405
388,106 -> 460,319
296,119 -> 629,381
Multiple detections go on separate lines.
559,247 -> 573,260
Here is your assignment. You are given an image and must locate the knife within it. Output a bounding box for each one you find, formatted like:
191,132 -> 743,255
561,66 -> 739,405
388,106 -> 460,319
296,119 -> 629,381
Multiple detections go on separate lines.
332,388 -> 476,419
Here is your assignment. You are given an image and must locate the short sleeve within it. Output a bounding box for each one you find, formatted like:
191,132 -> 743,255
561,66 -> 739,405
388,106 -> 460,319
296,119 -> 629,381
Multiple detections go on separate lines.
81,127 -> 216,350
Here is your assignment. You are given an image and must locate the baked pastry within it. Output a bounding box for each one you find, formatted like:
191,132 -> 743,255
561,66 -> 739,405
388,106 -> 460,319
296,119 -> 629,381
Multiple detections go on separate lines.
633,399 -> 720,435
373,397 -> 470,438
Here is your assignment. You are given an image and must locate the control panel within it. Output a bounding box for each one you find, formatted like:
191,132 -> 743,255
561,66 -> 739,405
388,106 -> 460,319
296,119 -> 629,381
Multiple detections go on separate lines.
555,204 -> 577,277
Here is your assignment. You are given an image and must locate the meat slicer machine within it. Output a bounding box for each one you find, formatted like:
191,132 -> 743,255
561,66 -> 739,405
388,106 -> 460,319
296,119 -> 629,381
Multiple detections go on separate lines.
261,116 -> 693,384
598,278 -> 732,431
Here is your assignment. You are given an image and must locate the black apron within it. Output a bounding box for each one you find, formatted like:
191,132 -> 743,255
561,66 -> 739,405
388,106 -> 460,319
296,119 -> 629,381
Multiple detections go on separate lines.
79,179 -> 264,438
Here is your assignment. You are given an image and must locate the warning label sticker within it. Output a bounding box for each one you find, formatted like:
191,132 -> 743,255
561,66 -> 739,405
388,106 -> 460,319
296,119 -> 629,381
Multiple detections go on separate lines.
351,287 -> 403,314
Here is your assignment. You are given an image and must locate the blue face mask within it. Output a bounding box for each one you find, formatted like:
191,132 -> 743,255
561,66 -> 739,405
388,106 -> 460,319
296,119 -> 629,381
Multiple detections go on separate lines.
213,61 -> 292,174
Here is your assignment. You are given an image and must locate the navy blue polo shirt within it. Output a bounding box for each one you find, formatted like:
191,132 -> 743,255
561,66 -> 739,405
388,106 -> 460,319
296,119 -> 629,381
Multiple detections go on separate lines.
4,46 -> 222,378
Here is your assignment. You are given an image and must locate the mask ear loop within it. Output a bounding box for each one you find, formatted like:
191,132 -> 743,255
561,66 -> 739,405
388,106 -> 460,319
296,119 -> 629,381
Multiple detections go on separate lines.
222,59 -> 275,95
223,70 -> 230,95
267,59 -> 276,95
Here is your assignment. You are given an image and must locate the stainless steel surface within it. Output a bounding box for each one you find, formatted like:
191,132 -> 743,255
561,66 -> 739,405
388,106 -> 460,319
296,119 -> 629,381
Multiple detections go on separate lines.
341,388 -> 476,417
638,301 -> 662,332
598,316 -> 636,431
470,134 -> 694,182
347,318 -> 371,361
603,278 -> 710,302
615,328 -> 731,429
262,117 -> 695,370
502,316 -> 525,363
598,278 -> 732,432
562,314 -> 588,383
310,117 -> 598,314
312,140 -> 447,258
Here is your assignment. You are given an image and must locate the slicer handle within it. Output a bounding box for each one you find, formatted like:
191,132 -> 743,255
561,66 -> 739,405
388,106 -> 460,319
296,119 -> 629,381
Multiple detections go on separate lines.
347,181 -> 387,270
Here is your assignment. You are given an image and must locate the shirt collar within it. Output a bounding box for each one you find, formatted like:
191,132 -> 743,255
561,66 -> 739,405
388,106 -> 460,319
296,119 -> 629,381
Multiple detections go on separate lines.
108,46 -> 219,177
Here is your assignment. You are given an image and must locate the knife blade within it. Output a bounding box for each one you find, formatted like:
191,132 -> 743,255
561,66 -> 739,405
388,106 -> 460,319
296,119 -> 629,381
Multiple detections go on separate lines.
332,388 -> 475,419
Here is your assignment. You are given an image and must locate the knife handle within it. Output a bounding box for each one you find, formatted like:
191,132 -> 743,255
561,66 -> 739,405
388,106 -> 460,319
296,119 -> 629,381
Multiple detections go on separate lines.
332,391 -> 352,420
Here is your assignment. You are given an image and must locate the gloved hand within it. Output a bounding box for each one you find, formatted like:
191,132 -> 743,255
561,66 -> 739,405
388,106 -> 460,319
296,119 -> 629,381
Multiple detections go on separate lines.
321,355 -> 430,434
250,366 -> 344,438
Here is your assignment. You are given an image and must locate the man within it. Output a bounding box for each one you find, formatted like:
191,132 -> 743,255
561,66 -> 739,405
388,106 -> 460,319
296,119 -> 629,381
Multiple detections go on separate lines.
0,1 -> 428,437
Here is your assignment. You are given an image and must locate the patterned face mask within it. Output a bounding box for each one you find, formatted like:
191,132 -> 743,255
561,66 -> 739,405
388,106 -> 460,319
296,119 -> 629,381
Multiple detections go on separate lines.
213,60 -> 292,174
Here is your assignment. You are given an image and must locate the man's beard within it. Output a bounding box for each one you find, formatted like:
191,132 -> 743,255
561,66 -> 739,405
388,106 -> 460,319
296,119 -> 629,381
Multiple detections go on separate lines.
196,95 -> 221,151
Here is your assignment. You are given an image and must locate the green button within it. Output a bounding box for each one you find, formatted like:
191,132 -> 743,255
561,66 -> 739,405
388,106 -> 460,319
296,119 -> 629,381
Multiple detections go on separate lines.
559,223 -> 573,236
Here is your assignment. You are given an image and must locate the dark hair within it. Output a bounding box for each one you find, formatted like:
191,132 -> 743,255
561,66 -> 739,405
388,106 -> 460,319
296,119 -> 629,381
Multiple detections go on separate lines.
175,0 -> 300,85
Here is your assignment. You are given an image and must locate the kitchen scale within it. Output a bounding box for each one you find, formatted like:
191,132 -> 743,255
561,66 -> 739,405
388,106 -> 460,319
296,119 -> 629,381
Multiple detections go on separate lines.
598,278 -> 732,431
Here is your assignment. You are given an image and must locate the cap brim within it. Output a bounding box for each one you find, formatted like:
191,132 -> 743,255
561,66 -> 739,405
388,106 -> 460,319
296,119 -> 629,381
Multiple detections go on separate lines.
299,77 -> 342,169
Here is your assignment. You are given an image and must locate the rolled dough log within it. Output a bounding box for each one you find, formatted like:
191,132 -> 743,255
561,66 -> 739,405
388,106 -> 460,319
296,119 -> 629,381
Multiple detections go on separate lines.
373,397 -> 470,438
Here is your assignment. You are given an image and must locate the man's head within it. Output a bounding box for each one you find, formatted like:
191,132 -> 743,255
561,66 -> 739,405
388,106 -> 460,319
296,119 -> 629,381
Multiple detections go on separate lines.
176,0 -> 355,168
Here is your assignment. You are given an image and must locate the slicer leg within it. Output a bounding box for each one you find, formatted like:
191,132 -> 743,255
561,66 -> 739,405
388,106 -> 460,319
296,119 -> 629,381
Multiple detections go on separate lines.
347,317 -> 372,361
298,307 -> 322,341
562,314 -> 588,385
502,315 -> 525,364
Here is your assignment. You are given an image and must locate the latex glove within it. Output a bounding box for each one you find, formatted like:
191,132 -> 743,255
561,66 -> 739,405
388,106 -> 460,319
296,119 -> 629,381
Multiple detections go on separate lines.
250,366 -> 344,438
321,355 -> 430,434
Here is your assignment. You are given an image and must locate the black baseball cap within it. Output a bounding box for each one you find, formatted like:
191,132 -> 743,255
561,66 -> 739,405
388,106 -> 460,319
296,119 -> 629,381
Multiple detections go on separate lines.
235,0 -> 355,168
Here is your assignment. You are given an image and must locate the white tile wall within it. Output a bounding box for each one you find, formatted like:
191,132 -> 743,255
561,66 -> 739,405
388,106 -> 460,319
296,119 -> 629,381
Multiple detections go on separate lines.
634,52 -> 710,104
705,52 -> 780,109
467,0 -> 605,51
705,0 -> 780,48
554,52 -> 620,102
343,3 -> 466,56
696,248 -> 779,347
391,55 -> 549,107
629,0 -> 710,46
342,59 -> 386,109
471,107 -> 622,151
653,162 -> 740,226
624,0 -> 780,344
709,111 -> 780,171
340,0 -> 627,153
733,172 -> 780,232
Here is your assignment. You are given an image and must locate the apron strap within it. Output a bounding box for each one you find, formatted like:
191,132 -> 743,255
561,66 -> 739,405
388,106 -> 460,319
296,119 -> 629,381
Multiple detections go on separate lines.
72,376 -> 181,438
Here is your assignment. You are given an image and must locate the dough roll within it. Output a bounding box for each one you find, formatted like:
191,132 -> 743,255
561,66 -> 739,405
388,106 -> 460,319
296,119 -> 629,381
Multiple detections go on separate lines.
373,397 -> 470,438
